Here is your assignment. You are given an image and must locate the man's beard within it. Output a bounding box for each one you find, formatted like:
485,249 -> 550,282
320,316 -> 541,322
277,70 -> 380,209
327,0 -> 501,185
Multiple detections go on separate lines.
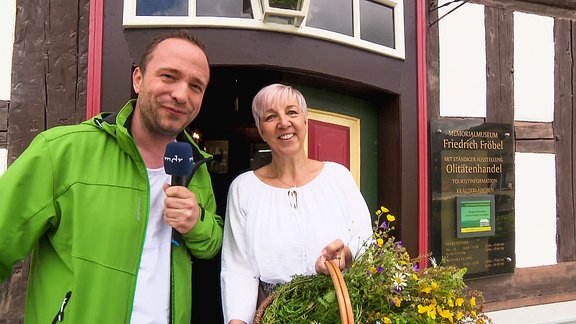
140,99 -> 184,137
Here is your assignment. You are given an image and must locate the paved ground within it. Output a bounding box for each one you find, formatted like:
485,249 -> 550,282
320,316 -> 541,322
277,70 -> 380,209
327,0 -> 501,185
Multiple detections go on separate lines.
486,300 -> 576,324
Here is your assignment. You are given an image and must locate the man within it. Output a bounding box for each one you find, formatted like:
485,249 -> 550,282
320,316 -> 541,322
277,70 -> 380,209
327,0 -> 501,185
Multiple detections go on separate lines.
0,30 -> 223,323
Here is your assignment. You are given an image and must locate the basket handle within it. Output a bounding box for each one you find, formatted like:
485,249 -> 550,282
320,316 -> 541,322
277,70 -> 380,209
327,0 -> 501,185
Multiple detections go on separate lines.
325,259 -> 355,324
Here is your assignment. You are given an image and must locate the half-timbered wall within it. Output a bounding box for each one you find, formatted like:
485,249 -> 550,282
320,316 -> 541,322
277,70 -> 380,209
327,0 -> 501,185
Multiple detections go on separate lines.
428,0 -> 576,312
0,1 -> 90,322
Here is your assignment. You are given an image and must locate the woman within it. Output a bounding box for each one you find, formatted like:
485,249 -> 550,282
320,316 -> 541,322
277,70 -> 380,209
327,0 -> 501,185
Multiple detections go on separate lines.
220,83 -> 373,324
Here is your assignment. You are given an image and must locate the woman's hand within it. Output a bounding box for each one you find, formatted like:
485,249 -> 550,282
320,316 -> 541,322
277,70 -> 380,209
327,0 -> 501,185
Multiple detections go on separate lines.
315,239 -> 353,275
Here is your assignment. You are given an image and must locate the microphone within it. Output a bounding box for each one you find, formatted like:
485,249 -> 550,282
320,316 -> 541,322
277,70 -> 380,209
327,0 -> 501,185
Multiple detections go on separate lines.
164,142 -> 194,247
164,142 -> 194,186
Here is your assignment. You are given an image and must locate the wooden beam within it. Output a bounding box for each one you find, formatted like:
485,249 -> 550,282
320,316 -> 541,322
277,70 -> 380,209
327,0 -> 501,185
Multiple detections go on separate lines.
466,261 -> 576,311
0,100 -> 7,131
0,100 -> 7,148
514,121 -> 554,140
485,5 -> 514,124
472,0 -> 576,19
554,19 -> 576,262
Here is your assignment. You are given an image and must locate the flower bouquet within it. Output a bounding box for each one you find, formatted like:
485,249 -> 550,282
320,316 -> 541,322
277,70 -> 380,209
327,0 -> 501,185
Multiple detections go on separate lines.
254,207 -> 493,324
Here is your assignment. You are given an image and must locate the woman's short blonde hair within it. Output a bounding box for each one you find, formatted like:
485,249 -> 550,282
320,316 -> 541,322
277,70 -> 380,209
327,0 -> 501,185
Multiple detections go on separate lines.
251,83 -> 308,133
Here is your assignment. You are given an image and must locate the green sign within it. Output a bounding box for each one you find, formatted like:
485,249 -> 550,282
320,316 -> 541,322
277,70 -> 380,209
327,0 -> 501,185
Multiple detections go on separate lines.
456,195 -> 495,238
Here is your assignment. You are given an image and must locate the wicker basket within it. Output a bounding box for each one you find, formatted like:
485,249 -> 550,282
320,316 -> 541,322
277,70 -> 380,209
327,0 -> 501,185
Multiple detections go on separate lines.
253,259 -> 354,324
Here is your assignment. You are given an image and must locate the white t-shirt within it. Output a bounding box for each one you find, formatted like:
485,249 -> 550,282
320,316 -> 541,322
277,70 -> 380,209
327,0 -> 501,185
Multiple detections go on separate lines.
130,167 -> 172,324
220,161 -> 374,323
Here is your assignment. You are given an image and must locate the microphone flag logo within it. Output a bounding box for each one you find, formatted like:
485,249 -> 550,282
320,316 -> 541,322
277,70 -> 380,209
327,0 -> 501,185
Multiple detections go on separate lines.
164,142 -> 194,176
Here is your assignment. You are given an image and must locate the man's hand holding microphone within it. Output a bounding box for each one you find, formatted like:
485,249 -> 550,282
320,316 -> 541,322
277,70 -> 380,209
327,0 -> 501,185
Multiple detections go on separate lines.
163,142 -> 203,239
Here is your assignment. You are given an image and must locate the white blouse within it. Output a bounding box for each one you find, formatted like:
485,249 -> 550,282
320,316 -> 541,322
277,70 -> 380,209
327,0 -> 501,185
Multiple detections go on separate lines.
220,162 -> 374,323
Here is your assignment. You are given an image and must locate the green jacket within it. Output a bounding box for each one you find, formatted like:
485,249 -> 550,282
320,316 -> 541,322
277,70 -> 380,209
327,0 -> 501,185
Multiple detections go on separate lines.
0,100 -> 224,323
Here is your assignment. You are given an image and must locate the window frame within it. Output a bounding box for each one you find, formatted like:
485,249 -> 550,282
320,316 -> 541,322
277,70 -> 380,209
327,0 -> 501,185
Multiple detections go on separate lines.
122,0 -> 405,59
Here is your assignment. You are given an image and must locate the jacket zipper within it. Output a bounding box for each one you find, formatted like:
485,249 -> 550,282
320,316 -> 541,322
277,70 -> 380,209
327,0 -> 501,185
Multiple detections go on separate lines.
52,291 -> 72,323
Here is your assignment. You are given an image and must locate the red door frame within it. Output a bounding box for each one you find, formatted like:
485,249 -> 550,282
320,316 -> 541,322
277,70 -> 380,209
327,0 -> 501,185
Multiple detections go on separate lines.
416,0 -> 429,266
87,0 -> 103,119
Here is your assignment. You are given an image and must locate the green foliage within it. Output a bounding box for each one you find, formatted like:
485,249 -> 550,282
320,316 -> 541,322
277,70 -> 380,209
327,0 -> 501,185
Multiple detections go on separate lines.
259,207 -> 493,324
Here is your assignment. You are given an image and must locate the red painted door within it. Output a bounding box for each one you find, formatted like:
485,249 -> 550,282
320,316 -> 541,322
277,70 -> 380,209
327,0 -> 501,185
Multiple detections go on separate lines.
308,119 -> 350,169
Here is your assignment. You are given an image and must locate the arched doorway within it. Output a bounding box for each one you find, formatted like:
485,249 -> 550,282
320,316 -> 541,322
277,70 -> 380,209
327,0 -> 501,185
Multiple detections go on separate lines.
188,66 -> 390,322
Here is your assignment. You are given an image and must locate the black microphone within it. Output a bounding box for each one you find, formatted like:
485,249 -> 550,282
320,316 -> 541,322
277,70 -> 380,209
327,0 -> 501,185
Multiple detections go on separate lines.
164,142 -> 194,247
164,142 -> 194,186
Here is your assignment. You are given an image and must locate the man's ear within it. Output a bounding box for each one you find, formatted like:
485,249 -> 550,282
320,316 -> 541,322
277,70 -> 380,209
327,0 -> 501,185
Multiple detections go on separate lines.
132,66 -> 142,94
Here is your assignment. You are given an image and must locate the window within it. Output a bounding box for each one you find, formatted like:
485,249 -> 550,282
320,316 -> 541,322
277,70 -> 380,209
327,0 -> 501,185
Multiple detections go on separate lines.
136,0 -> 188,16
360,0 -> 394,48
196,0 -> 254,18
306,0 -> 353,36
123,0 -> 404,58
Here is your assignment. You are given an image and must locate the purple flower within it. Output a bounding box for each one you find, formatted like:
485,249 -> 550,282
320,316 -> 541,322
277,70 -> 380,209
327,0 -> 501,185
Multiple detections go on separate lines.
381,221 -> 388,230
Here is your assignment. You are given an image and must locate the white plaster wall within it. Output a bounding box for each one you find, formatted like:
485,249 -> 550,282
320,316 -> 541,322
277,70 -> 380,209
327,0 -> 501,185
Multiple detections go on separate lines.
513,13 -> 556,268
0,0 -> 15,101
514,12 -> 554,122
0,149 -> 6,175
0,149 -> 6,174
438,3 -> 486,118
514,152 -> 557,267
0,0 -> 15,175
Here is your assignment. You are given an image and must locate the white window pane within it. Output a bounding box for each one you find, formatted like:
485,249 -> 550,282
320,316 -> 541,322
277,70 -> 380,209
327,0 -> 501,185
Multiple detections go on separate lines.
307,0 -> 353,36
359,0 -> 394,48
197,0 -> 253,18
136,0 -> 188,16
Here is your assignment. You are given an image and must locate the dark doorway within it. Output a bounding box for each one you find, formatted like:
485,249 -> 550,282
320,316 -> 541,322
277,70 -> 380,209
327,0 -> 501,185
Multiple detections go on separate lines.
187,67 -> 276,323
188,66 -> 385,323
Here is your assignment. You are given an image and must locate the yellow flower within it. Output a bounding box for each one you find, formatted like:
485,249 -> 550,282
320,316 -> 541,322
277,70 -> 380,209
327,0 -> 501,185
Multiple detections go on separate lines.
456,311 -> 463,320
427,307 -> 437,320
380,206 -> 390,213
470,296 -> 477,307
437,305 -> 454,322
377,237 -> 384,247
383,317 -> 392,324
455,297 -> 464,306
368,266 -> 377,274
418,304 -> 432,314
386,214 -> 395,222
